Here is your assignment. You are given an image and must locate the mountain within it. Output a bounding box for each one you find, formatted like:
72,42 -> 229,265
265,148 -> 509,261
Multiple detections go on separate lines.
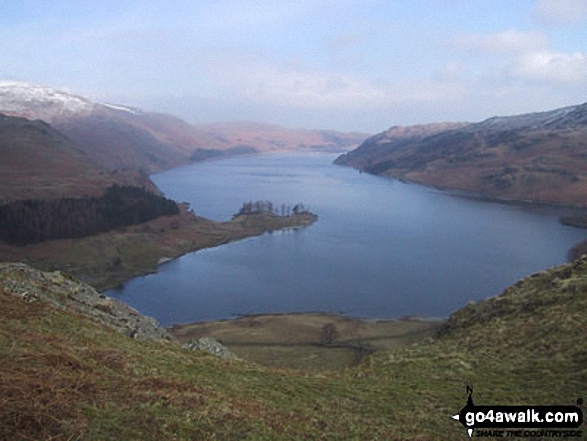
0,81 -> 210,173
335,122 -> 468,170
2,254 -> 585,439
195,121 -> 368,155
0,81 -> 367,175
336,103 -> 587,206
0,113 -> 155,203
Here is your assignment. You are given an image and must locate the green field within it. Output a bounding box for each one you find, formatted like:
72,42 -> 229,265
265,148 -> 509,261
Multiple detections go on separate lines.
171,313 -> 443,371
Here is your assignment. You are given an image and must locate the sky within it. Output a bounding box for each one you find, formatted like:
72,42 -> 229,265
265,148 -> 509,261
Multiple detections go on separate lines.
1,0 -> 587,133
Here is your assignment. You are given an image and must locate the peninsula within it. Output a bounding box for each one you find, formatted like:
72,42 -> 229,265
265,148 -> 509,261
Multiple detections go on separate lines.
0,205 -> 317,291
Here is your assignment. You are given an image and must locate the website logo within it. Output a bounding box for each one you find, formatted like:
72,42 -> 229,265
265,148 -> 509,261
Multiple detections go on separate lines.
451,386 -> 583,438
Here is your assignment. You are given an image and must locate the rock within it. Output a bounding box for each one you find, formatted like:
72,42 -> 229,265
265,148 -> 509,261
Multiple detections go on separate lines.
0,262 -> 175,343
182,337 -> 237,359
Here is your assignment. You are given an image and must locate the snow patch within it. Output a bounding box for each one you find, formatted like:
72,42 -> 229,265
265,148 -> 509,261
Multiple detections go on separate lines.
0,81 -> 95,119
101,103 -> 140,115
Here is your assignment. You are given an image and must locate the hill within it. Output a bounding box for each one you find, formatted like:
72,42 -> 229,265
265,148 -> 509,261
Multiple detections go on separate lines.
195,121 -> 368,156
0,80 -> 225,173
0,114 -> 155,203
0,81 -> 366,175
1,254 -> 585,439
336,103 -> 587,206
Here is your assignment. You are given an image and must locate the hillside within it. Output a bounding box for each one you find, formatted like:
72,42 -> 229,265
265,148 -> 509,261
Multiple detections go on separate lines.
336,103 -> 587,206
0,81 -> 220,173
196,121 -> 367,155
0,81 -> 366,175
0,114 -> 155,203
1,255 -> 585,439
335,122 -> 468,170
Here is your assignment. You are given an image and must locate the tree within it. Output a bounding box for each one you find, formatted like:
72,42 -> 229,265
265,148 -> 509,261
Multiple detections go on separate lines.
0,185 -> 179,245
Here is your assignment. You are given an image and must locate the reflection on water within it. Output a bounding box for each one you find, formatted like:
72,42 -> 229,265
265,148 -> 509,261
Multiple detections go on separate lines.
106,153 -> 585,326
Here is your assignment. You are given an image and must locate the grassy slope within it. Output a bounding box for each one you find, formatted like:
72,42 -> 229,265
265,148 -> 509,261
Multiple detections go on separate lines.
1,257 -> 586,440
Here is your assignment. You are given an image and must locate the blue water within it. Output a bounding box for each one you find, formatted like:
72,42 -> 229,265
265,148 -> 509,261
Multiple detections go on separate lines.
105,153 -> 586,326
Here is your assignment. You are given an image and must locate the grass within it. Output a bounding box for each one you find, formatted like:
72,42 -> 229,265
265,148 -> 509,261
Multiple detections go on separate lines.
1,257 -> 586,439
170,313 -> 442,371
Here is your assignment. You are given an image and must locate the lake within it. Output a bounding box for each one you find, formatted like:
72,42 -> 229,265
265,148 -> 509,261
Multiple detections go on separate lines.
106,153 -> 586,326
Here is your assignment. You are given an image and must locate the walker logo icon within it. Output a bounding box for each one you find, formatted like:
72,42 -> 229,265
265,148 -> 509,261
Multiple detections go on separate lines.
451,386 -> 583,438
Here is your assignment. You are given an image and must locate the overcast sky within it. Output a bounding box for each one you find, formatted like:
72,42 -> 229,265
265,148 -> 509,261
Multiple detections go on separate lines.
2,0 -> 587,132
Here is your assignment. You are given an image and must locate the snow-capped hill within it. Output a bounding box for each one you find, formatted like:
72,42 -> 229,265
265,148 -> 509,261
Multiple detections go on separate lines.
0,81 -> 147,121
0,80 -> 367,174
0,81 -> 191,172
0,81 -> 95,120
472,104 -> 581,131
335,100 -> 587,206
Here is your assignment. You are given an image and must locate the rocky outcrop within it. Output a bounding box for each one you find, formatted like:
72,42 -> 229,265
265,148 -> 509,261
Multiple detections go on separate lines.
182,337 -> 237,359
1,262 -> 244,359
0,262 -> 174,342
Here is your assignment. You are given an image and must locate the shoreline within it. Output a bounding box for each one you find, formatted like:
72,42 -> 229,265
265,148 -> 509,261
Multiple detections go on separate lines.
339,162 -> 587,234
169,311 -> 445,370
0,207 -> 318,292
168,310 -> 446,328
336,162 -> 587,261
429,183 -> 587,214
337,162 -> 587,211
98,210 -> 320,290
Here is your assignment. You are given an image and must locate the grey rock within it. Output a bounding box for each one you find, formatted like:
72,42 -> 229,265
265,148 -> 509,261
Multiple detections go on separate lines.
0,262 -> 175,343
182,337 -> 237,359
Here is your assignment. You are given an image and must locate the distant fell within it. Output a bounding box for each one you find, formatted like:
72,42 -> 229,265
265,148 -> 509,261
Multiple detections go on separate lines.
335,122 -> 468,170
336,103 -> 587,206
1,81 -> 367,175
196,120 -> 367,155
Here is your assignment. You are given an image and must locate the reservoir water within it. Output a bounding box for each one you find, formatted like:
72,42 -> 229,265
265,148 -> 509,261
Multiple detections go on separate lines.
106,153 -> 586,326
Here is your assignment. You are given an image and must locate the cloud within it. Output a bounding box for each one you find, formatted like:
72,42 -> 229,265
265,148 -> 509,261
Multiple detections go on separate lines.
510,50 -> 587,82
452,30 -> 549,55
449,28 -> 587,85
213,63 -> 387,109
436,62 -> 465,80
533,0 -> 587,25
204,52 -> 470,113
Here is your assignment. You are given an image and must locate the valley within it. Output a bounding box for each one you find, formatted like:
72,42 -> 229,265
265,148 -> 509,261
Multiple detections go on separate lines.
0,82 -> 344,291
4,2 -> 587,439
169,312 -> 443,371
1,81 -> 586,440
0,81 -> 366,180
